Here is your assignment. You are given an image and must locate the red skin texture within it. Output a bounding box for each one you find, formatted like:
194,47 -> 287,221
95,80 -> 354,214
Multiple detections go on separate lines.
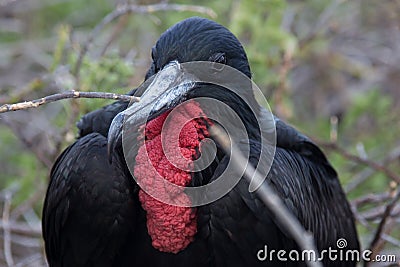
134,100 -> 210,253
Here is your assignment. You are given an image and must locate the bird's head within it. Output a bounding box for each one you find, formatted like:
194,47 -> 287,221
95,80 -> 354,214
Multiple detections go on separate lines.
108,17 -> 258,157
145,16 -> 251,79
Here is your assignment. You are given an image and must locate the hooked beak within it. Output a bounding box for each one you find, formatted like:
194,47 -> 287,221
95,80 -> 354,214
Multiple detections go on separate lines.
107,111 -> 125,163
107,61 -> 197,161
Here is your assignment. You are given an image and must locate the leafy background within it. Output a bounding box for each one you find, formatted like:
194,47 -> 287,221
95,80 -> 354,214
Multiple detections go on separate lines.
0,0 -> 399,266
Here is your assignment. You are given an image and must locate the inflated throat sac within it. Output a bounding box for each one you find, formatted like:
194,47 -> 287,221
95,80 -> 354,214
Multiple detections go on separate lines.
134,100 -> 211,253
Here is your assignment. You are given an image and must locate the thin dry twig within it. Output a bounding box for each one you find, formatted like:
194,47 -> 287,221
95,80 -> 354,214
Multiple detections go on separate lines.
0,117 -> 54,168
345,145 -> 400,193
299,0 -> 344,48
368,188 -> 400,256
2,192 -> 14,267
314,139 -> 400,184
99,14 -> 130,57
73,3 -> 217,77
0,91 -> 140,113
352,192 -> 391,207
11,185 -> 46,221
358,204 -> 400,221
273,46 -> 294,120
210,125 -> 322,267
0,220 -> 42,236
351,205 -> 400,248
14,253 -> 43,267
381,234 -> 400,248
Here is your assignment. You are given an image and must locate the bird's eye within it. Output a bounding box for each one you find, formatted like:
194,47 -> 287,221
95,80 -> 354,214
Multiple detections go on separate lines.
210,52 -> 226,71
215,53 -> 226,64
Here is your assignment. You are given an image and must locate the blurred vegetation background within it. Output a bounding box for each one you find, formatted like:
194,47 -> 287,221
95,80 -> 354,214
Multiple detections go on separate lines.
0,0 -> 399,266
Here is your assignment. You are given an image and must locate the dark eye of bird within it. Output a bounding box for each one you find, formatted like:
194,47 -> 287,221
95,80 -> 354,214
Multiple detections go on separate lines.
210,52 -> 226,71
217,53 -> 226,63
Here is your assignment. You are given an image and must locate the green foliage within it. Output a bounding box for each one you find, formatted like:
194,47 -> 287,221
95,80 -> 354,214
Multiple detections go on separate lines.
0,127 -> 46,209
342,89 -> 394,145
51,25 -> 71,71
77,52 -> 135,112
0,31 -> 21,43
78,53 -> 134,91
229,0 -> 297,89
28,0 -> 113,37
6,153 -> 46,207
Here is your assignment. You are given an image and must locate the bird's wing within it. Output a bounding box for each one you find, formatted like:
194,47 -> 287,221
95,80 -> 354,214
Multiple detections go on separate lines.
197,133 -> 359,266
196,141 -> 300,266
76,101 -> 129,138
272,117 -> 359,249
42,133 -> 138,267
76,88 -> 137,138
274,116 -> 338,174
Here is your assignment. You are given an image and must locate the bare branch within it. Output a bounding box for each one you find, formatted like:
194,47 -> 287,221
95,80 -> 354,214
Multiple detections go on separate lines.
345,145 -> 400,193
11,184 -> 46,221
1,118 -> 55,168
351,206 -> 400,248
210,125 -> 322,267
381,234 -> 400,248
0,220 -> 42,236
352,192 -> 391,207
273,44 -> 294,120
0,91 -> 140,113
2,192 -> 14,267
299,0 -> 344,48
74,3 -> 217,77
314,139 -> 400,184
368,188 -> 400,255
99,14 -> 130,57
14,253 -> 44,267
359,203 -> 400,221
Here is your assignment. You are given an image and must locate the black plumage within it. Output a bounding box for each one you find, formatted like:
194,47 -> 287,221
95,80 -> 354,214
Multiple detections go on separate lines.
42,17 -> 359,267
76,88 -> 137,138
42,133 -> 138,266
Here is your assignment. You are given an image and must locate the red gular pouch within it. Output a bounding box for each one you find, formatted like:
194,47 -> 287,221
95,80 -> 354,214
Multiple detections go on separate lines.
133,100 -> 212,253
